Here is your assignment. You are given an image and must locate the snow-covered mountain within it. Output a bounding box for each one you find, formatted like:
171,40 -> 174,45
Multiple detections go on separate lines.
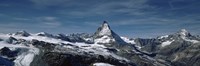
134,29 -> 200,66
93,21 -> 127,46
0,21 -> 200,66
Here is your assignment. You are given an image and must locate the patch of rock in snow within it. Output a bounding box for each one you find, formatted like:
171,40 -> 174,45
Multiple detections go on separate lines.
54,43 -> 129,62
93,63 -> 114,66
161,40 -> 174,47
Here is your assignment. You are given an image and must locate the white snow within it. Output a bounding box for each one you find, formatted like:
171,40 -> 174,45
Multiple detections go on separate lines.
93,63 -> 114,66
36,32 -> 46,35
11,34 -> 71,44
158,35 -> 169,39
94,36 -> 115,44
0,41 -> 39,66
184,39 -> 199,43
161,40 -> 174,47
14,48 -> 39,66
99,23 -> 112,36
121,37 -> 135,44
179,29 -> 188,36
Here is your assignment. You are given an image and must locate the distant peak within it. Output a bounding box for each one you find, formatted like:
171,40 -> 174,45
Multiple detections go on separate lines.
36,32 -> 53,37
14,30 -> 30,37
94,21 -> 126,45
37,32 -> 48,34
94,21 -> 112,38
18,30 -> 28,33
98,21 -> 112,36
177,29 -> 191,37
180,29 -> 188,33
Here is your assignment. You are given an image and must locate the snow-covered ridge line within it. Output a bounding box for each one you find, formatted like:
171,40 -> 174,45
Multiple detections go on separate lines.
0,33 -> 130,63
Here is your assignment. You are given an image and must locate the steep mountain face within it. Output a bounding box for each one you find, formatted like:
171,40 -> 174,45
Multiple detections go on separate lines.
134,38 -> 160,52
155,29 -> 200,66
93,21 -> 127,46
134,29 -> 200,66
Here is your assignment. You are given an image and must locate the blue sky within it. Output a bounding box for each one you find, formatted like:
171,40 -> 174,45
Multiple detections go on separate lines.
0,0 -> 199,38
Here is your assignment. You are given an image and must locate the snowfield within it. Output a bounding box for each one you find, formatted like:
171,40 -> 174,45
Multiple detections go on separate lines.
161,40 -> 174,47
0,42 -> 39,66
93,63 -> 114,66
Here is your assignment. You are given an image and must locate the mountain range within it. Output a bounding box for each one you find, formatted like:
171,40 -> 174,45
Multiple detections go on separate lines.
0,21 -> 199,66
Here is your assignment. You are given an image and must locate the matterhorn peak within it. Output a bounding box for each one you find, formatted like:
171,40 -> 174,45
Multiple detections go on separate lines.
93,21 -> 127,45
96,21 -> 112,36
177,29 -> 191,37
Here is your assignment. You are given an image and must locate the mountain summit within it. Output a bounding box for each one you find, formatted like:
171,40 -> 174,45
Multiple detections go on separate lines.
94,21 -> 112,36
13,30 -> 30,37
93,21 -> 126,45
176,29 -> 191,37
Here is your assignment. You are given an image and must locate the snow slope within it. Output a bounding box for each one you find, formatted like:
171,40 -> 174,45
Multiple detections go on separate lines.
0,42 -> 39,66
93,63 -> 114,66
161,40 -> 174,47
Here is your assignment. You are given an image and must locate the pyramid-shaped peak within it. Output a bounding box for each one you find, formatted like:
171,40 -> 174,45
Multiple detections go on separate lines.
177,29 -> 191,37
102,21 -> 110,28
93,21 -> 127,45
97,21 -> 112,36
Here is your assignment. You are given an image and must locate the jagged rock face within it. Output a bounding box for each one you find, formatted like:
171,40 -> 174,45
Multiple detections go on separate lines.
0,47 -> 18,58
66,34 -> 83,42
6,37 -> 18,44
42,52 -> 135,66
93,21 -> 127,45
134,38 -> 160,52
133,29 -> 200,66
55,34 -> 70,41
171,42 -> 200,66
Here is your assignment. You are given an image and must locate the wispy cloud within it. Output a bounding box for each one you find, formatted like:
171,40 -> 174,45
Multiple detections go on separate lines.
13,17 -> 30,21
60,0 -> 152,17
36,16 -> 62,28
